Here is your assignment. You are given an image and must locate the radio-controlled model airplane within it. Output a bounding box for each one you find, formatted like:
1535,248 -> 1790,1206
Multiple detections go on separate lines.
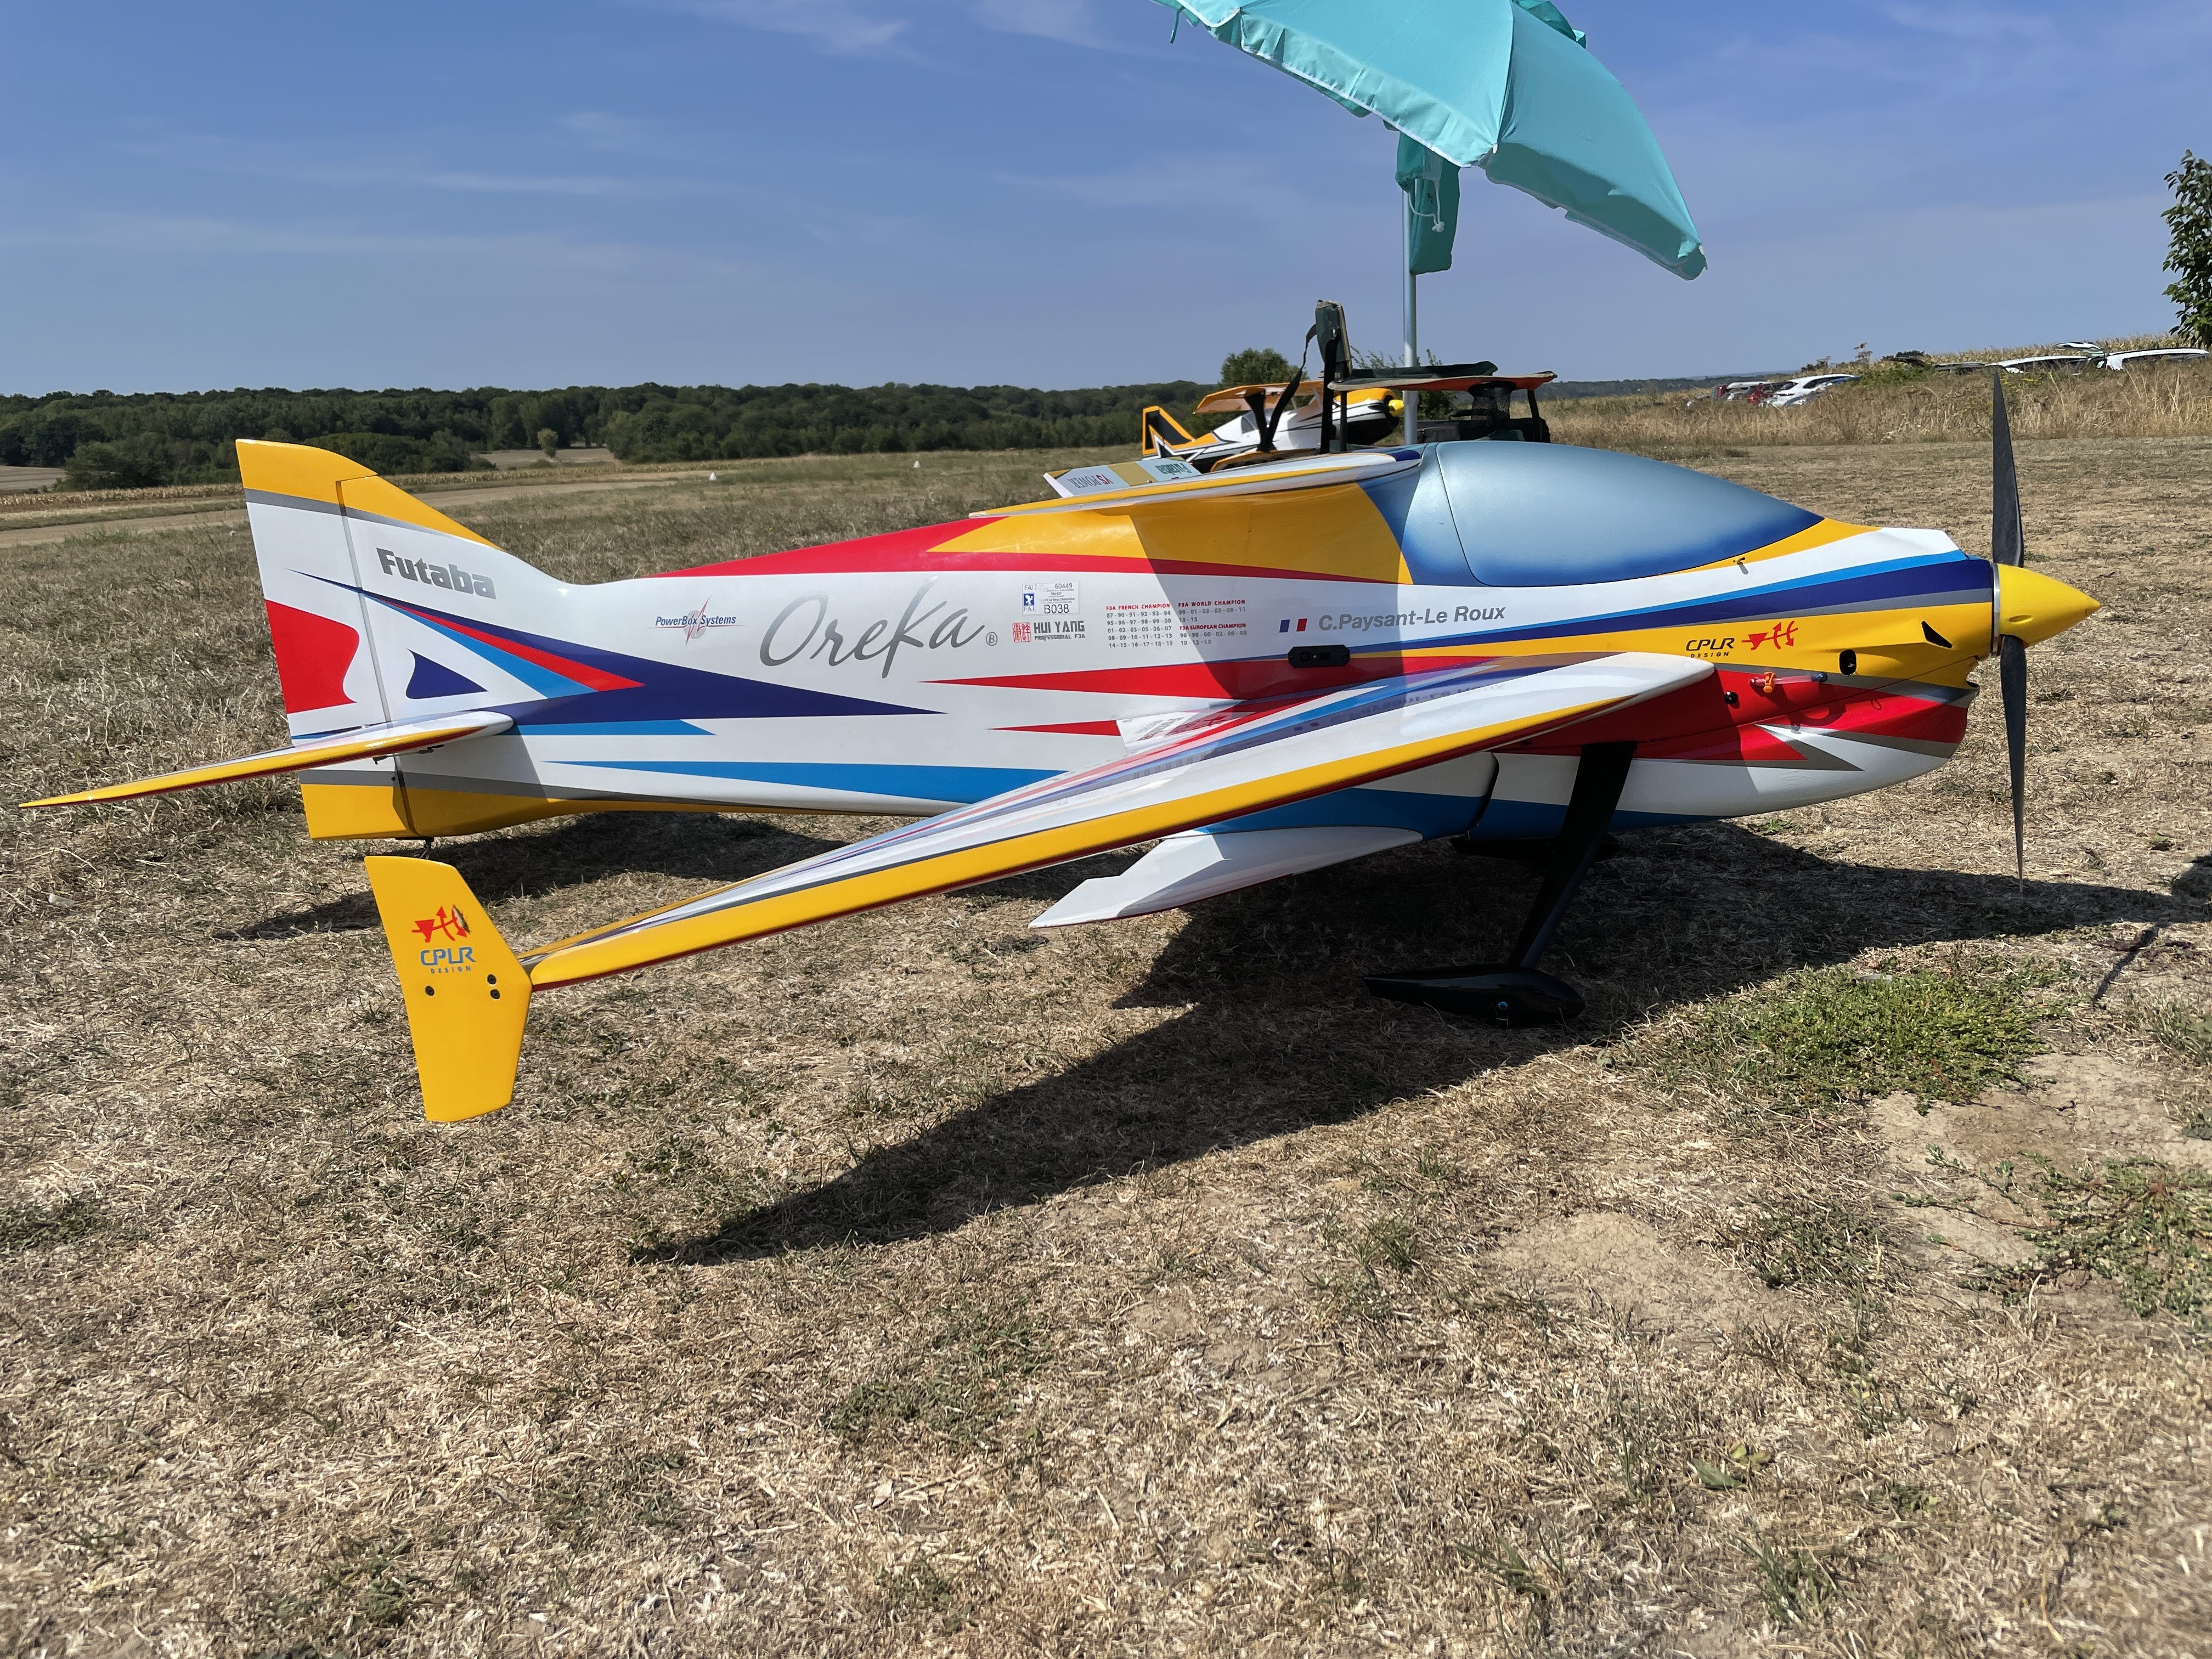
24,363 -> 2095,1124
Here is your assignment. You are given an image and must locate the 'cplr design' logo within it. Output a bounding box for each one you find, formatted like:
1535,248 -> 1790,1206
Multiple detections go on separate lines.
1745,620 -> 1801,652
413,906 -> 470,944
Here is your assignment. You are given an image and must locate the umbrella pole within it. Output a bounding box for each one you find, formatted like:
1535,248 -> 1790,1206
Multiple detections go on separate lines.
1402,199 -> 1419,445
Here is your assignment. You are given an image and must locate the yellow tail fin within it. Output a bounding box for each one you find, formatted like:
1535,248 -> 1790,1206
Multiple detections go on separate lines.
1140,404 -> 1199,453
364,856 -> 531,1122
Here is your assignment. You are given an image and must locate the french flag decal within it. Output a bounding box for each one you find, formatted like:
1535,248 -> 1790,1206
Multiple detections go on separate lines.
1277,617 -> 1308,633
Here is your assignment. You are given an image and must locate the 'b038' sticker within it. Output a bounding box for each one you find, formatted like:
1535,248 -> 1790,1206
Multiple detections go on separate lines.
1020,580 -> 1078,617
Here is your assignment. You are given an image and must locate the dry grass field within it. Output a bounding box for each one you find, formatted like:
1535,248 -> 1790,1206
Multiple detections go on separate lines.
1549,358 -> 2212,458
4,439 -> 2210,1657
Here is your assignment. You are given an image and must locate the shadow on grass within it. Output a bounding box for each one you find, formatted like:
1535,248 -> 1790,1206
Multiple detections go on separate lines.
218,808 -> 856,939
642,822 -> 2206,1265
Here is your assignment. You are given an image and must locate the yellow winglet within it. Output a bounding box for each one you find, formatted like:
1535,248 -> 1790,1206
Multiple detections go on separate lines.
365,856 -> 531,1122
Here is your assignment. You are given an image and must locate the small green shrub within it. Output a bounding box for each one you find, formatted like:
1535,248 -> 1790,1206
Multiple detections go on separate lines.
1993,1159 -> 2212,1331
2145,1003 -> 2212,1068
1650,959 -> 2056,1109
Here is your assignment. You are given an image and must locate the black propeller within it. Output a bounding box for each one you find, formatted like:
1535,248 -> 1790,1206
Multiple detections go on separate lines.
1990,370 -> 2027,883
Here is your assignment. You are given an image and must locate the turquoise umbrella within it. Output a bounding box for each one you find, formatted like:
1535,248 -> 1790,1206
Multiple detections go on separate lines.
1155,0 -> 1705,434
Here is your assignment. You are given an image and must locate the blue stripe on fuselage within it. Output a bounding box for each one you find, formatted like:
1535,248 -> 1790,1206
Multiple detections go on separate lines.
568,759 -> 1056,803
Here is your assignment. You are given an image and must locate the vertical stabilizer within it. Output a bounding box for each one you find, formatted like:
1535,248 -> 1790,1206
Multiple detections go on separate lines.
238,441 -> 391,735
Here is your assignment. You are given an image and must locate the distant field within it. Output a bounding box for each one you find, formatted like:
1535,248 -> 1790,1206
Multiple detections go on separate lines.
1550,352 -> 2212,457
4,442 -> 2210,1655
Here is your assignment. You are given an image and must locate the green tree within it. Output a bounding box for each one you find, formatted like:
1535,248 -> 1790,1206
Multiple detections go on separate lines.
536,426 -> 560,458
61,436 -> 167,490
2164,150 -> 2212,348
1217,347 -> 1295,387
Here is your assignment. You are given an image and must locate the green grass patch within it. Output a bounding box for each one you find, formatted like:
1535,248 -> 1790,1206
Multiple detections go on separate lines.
1737,1198 -> 1889,1291
2143,1003 -> 2212,1069
0,1192 -> 105,1254
1645,957 -> 2058,1110
1978,1158 -> 2212,1333
826,1286 -> 1043,1447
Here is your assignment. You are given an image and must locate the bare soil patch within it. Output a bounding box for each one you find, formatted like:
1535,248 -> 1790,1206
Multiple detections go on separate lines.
3,442 -> 2209,1655
475,447 -> 620,470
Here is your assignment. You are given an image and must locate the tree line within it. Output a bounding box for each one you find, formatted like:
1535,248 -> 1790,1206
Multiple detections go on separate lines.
0,379 -> 1213,490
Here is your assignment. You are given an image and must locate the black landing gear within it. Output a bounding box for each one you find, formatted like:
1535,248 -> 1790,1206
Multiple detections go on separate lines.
1364,742 -> 1635,1026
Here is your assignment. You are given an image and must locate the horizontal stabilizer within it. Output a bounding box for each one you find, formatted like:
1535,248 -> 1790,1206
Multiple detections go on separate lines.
21,710 -> 514,808
1032,826 -> 1420,926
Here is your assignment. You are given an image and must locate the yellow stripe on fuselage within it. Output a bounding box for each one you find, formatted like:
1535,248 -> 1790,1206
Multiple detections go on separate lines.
1375,599 -> 1990,689
937,481 -> 1412,584
1681,517 -> 1875,571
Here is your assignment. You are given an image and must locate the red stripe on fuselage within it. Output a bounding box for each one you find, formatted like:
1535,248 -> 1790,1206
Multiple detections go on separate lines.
1513,674 -> 1968,762
392,604 -> 642,692
937,651 -> 1469,703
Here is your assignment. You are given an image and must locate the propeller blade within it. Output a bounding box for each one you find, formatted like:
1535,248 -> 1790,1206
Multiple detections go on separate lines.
1991,370 -> 2024,567
1992,370 -> 2028,883
1999,632 -> 2028,883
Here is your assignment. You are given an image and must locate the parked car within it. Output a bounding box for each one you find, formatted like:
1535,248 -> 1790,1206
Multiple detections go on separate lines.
1713,379 -> 1784,403
1766,373 -> 1859,408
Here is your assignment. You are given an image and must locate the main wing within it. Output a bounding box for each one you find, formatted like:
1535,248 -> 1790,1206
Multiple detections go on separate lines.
363,651 -> 1708,1120
522,651 -> 1708,986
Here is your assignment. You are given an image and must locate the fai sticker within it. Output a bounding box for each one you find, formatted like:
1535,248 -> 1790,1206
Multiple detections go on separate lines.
1020,580 -> 1079,617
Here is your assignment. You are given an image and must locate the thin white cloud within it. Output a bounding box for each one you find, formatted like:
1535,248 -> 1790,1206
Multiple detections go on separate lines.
118,133 -> 697,200
0,212 -> 782,281
972,0 -> 1104,48
651,0 -> 907,54
1008,155 -> 1327,223
561,111 -> 660,151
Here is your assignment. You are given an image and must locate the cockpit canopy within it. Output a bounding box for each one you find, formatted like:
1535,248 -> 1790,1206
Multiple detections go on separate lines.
1418,442 -> 1821,586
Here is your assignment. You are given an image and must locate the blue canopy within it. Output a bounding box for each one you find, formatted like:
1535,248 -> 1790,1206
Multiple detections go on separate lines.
1158,0 -> 1705,279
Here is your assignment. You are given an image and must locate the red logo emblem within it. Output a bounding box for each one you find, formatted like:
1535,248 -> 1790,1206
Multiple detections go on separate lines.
412,906 -> 471,944
1743,620 -> 1800,652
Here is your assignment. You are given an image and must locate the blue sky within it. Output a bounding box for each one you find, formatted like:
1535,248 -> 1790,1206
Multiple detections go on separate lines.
2,2 -> 2200,393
